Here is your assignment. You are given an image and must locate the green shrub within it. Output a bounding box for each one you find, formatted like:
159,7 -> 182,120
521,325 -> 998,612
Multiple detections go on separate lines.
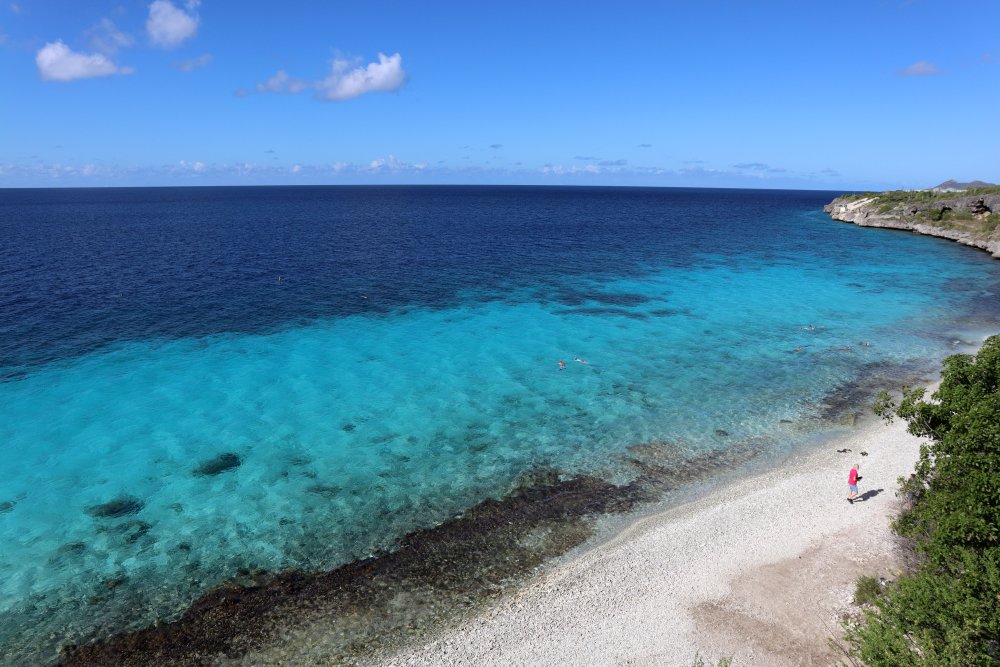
859,336 -> 1000,666
838,185 -> 1000,214
850,548 -> 1000,667
854,575 -> 884,606
983,213 -> 1000,235
966,185 -> 1000,197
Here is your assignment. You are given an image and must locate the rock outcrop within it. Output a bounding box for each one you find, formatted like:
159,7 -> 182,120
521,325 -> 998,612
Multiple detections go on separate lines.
824,190 -> 1000,258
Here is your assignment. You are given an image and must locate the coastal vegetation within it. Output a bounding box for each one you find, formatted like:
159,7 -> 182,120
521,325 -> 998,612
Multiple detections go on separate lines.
840,186 -> 1000,226
825,185 -> 1000,258
690,653 -> 733,667
848,336 -> 1000,665
852,575 -> 885,607
841,184 -> 1000,205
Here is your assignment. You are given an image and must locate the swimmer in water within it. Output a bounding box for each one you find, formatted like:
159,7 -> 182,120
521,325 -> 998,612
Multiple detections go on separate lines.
558,360 -> 566,370
574,357 -> 590,365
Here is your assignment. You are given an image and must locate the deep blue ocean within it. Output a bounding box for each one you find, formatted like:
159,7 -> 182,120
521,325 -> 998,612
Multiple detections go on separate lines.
1,185 -> 999,664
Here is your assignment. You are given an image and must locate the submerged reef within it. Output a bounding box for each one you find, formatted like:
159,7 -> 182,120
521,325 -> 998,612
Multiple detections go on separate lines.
58,440 -> 770,666
58,472 -> 646,665
85,496 -> 145,519
192,453 -> 242,477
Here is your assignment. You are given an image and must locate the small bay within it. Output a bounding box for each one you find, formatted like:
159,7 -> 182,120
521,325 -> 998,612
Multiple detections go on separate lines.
1,185 -> 998,664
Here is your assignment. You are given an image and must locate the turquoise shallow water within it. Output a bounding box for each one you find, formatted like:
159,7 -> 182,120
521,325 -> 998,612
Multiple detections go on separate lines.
1,187 -> 999,663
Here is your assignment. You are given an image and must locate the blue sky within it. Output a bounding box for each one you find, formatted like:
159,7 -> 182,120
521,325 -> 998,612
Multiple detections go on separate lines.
1,0 -> 998,189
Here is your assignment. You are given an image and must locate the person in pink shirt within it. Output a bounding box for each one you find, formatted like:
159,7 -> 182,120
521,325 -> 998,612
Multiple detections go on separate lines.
847,464 -> 860,504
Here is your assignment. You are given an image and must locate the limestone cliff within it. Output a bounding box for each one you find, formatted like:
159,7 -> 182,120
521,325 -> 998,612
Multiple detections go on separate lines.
824,188 -> 1000,258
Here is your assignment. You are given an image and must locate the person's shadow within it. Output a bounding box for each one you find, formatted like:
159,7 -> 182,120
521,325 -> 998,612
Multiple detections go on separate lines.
855,488 -> 884,502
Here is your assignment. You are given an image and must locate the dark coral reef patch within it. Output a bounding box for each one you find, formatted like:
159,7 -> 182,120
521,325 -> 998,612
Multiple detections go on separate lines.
86,496 -> 144,519
192,453 -> 242,477
59,471 -> 651,666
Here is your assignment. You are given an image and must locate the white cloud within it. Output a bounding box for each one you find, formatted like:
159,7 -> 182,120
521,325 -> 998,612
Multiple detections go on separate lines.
291,164 -> 302,174
541,163 -> 621,175
256,69 -> 309,94
9,2 -> 21,15
175,52 -> 212,72
172,160 -> 260,177
254,52 -> 407,102
36,40 -> 133,82
1,161 -> 115,180
178,159 -> 206,171
896,60 -> 940,77
147,0 -> 200,49
88,18 -> 134,54
367,154 -> 416,172
318,52 -> 406,101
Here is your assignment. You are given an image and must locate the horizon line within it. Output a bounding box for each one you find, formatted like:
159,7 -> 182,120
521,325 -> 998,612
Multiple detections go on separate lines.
0,182 -> 860,193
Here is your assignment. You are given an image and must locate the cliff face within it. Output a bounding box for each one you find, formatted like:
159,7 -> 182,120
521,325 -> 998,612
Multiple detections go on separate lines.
824,190 -> 1000,258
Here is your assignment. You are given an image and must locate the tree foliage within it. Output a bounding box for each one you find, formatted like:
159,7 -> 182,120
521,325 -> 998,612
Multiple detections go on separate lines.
854,336 -> 1000,665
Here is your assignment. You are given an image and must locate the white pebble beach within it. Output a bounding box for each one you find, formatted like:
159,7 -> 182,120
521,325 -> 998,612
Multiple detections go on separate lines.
384,413 -> 924,667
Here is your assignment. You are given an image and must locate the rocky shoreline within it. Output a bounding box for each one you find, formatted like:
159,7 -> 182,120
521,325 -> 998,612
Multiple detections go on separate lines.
52,440 -> 773,666
824,189 -> 1000,258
